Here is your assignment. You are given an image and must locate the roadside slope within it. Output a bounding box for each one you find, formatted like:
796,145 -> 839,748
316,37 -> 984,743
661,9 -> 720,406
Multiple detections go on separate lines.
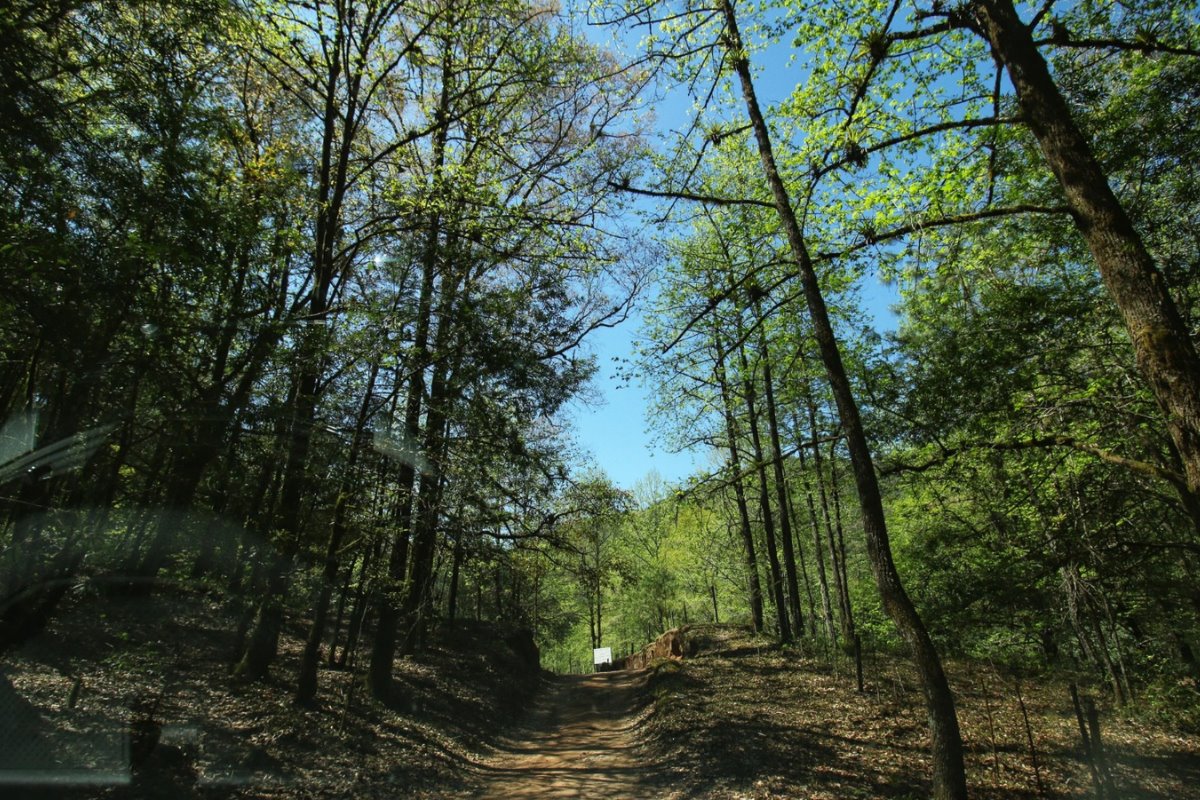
638,625 -> 1200,799
2,586 -> 542,798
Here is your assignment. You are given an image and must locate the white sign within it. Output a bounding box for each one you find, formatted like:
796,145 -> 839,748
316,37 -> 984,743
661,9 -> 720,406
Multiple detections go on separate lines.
593,647 -> 612,666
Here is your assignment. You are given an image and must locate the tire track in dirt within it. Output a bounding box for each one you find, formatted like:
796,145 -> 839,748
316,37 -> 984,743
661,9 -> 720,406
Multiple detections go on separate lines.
476,670 -> 657,799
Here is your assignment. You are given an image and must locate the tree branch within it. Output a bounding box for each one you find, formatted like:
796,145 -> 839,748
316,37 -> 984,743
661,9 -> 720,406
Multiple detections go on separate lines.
609,181 -> 774,209
1033,36 -> 1200,59
880,435 -> 1186,490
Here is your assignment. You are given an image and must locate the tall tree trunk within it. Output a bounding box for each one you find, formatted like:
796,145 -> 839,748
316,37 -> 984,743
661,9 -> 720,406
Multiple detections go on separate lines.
786,487 -> 819,637
326,557 -> 355,667
494,563 -> 505,620
191,430 -> 242,581
447,535 -> 464,621
828,441 -> 858,648
366,52 -> 451,697
719,2 -> 966,795
296,364 -> 380,703
532,561 -> 542,633
971,0 -> 1200,498
801,400 -> 840,642
756,309 -> 805,638
738,341 -> 792,642
366,469 -> 414,693
796,422 -> 838,643
588,598 -> 597,650
228,454 -> 281,595
232,354 -> 323,681
713,331 -> 765,632
233,11 -> 359,679
399,268 -> 465,654
339,539 -> 378,669
401,447 -> 450,653
596,576 -> 603,648
509,570 -> 521,620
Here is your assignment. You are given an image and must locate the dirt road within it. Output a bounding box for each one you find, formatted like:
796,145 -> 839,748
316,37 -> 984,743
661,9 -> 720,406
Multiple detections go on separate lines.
476,670 -> 655,799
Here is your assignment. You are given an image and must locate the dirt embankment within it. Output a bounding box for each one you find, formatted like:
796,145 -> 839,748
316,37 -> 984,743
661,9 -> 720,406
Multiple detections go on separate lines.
614,627 -> 687,671
636,624 -> 1200,800
2,585 -> 543,799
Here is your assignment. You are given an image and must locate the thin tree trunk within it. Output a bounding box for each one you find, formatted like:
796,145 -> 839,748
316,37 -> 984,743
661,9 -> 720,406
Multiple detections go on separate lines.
341,538 -> 379,669
191,430 -> 241,580
1013,677 -> 1045,797
786,491 -> 819,637
228,456 -> 280,595
796,432 -> 837,643
595,567 -> 603,647
447,535 -> 463,620
233,358 -> 323,681
399,334 -> 460,655
233,38 -> 360,674
494,563 -> 505,619
829,440 -> 858,648
296,364 -> 379,702
719,2 -> 966,794
807,393 -> 846,645
1089,615 -> 1126,706
366,84 -> 448,696
327,557 -> 355,667
713,330 -> 765,632
509,568 -> 521,621
1099,595 -> 1134,702
756,305 -> 805,638
366,477 -> 414,695
739,340 -> 791,642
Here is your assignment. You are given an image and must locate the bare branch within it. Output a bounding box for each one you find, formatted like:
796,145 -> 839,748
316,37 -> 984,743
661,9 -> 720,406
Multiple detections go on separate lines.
610,181 -> 774,209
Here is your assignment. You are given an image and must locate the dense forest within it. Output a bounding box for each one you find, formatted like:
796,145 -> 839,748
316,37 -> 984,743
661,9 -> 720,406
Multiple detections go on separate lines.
2,0 -> 1199,798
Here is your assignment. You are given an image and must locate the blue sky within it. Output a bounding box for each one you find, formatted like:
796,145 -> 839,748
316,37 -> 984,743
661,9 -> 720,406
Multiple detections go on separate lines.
563,318 -> 703,491
562,7 -> 905,491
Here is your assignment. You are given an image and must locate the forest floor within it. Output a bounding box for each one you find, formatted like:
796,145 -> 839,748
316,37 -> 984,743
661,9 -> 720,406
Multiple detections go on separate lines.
635,625 -> 1200,799
4,592 -> 1198,799
0,579 -> 544,798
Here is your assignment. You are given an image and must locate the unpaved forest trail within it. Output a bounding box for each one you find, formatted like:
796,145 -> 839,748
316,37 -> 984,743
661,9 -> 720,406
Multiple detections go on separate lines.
475,670 -> 656,799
